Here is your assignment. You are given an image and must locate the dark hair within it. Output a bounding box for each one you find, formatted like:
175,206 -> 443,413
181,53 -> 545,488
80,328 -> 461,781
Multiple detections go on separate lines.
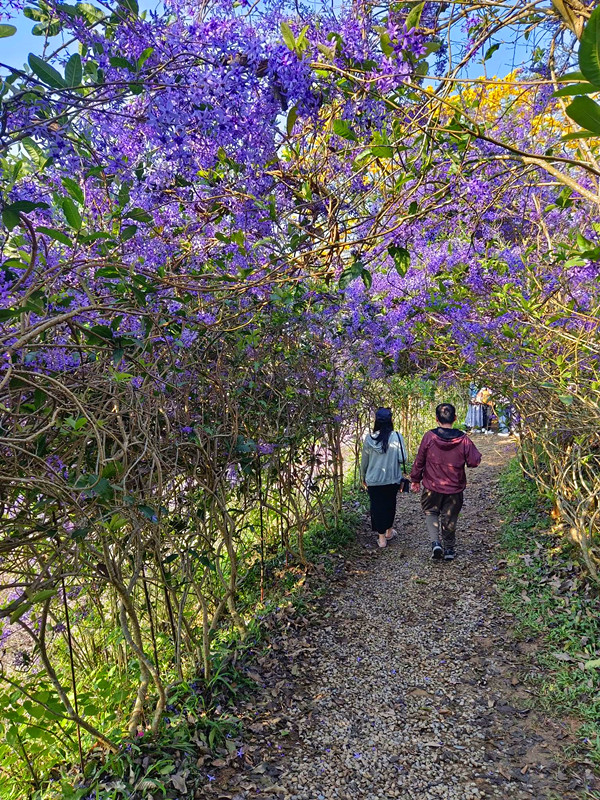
436,403 -> 456,424
372,407 -> 393,453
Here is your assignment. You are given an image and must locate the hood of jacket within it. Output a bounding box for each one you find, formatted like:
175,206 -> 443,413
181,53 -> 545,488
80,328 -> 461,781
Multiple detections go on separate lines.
365,433 -> 388,453
430,427 -> 467,448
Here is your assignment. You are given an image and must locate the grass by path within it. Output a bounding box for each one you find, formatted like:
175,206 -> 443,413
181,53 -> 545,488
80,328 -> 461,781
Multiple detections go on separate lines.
497,458 -> 600,774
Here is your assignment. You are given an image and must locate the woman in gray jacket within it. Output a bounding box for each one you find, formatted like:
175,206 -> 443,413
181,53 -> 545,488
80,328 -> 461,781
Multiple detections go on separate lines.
360,407 -> 409,549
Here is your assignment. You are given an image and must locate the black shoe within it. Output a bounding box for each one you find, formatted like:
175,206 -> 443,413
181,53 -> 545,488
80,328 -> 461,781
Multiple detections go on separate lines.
431,541 -> 443,560
444,547 -> 455,561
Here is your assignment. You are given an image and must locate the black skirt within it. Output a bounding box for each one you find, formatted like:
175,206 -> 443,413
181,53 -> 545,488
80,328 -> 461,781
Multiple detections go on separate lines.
367,483 -> 399,535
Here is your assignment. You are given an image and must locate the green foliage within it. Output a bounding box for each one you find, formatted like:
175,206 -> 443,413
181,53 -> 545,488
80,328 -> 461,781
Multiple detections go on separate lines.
579,4 -> 600,89
304,485 -> 365,561
565,96 -> 600,134
559,6 -> 600,134
497,459 -> 600,765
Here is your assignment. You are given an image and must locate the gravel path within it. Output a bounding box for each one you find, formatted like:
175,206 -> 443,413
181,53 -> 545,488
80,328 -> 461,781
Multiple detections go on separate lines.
216,437 -> 596,800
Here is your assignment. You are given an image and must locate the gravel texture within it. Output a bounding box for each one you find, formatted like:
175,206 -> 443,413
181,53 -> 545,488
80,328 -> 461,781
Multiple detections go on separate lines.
208,438 -> 597,800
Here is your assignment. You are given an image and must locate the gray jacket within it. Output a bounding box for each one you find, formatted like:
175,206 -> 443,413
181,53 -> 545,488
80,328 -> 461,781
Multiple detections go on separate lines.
360,431 -> 409,486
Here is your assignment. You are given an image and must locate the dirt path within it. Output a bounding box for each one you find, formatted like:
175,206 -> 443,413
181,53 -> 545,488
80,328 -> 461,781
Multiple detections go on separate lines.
215,437 -> 596,800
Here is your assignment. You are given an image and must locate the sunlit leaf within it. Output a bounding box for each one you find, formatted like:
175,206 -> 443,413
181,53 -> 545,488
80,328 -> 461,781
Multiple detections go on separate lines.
62,176 -> 84,205
484,43 -> 500,61
28,53 -> 66,88
333,119 -> 357,141
389,244 -> 410,276
579,4 -> 600,88
552,83 -> 599,98
280,21 -> 295,51
65,53 -> 82,87
61,197 -> 82,230
287,105 -> 298,137
405,2 -> 424,30
565,96 -> 600,134
370,145 -> 394,158
36,226 -> 73,246
125,207 -> 153,223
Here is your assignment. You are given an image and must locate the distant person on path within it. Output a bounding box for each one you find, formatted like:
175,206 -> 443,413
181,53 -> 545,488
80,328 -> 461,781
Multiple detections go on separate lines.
496,396 -> 512,437
465,384 -> 484,432
410,403 -> 481,561
474,386 -> 494,434
360,407 -> 409,550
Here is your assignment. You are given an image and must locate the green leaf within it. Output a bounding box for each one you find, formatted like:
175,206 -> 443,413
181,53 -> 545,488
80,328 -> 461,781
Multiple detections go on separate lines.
333,119 -> 357,141
137,47 -> 154,69
62,177 -> 84,205
22,137 -> 46,166
316,41 -> 336,59
565,96 -> 600,134
139,505 -> 158,522
423,40 -> 441,56
32,19 -> 61,36
584,658 -> 600,669
7,200 -> 49,212
408,201 -> 418,215
56,4 -> 78,17
560,130 -> 599,141
406,2 -> 424,30
10,601 -> 33,624
389,244 -> 410,276
109,55 -> 135,70
125,207 -> 153,223
370,145 -> 394,158
0,306 -> 22,320
287,104 -> 298,137
339,257 -> 365,289
552,83 -> 599,98
65,53 -> 82,87
119,0 -> 139,14
2,209 -> 20,230
120,224 -> 137,241
75,2 -> 105,23
379,32 -> 394,56
557,70 -> 587,82
36,226 -> 72,246
28,53 -> 66,89
484,43 -> 500,61
338,269 -> 356,290
579,4 -> 600,88
280,21 -> 295,51
61,197 -> 82,230
0,24 -> 17,38
296,25 -> 309,53
30,589 -> 56,604
24,7 -> 47,21
361,268 -> 372,289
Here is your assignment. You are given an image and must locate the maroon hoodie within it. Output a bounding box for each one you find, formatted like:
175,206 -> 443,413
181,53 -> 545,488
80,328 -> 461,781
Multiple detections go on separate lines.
410,428 -> 481,494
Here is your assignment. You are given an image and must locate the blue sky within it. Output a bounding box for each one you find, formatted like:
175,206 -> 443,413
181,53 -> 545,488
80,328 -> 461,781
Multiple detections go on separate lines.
2,4 -> 533,77
2,16 -> 49,69
1,2 -> 158,69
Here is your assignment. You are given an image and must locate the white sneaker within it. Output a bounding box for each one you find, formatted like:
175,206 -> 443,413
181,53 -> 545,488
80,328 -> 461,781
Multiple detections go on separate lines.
498,432 -> 510,437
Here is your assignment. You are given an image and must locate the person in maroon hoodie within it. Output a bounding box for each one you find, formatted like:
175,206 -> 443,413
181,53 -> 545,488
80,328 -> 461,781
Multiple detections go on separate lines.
410,403 -> 482,561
